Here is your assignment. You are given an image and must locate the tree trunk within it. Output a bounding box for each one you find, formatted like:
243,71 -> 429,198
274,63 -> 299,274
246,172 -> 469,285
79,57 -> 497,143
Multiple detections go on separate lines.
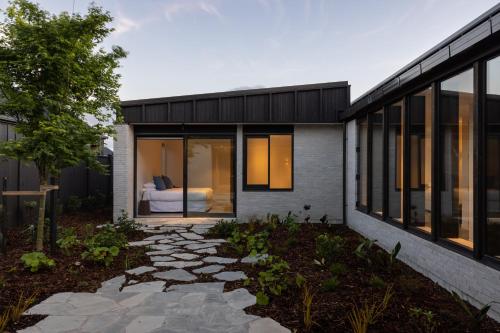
35,177 -> 48,251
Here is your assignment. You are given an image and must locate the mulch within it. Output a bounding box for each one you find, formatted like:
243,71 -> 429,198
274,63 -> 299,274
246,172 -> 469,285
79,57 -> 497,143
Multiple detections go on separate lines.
212,223 -> 500,333
0,208 -> 149,332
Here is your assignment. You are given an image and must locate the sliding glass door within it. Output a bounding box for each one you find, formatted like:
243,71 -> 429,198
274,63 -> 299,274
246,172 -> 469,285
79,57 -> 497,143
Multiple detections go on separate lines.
186,137 -> 235,216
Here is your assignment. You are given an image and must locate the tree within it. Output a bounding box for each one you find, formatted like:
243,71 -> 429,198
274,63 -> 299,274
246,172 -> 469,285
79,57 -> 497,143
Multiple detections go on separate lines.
0,0 -> 126,250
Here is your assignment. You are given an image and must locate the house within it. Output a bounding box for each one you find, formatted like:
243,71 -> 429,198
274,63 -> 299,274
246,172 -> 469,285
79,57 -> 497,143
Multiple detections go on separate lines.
114,4 -> 500,321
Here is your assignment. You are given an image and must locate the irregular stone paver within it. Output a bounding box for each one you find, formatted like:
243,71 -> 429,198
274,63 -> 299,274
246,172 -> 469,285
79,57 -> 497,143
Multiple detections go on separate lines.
213,271 -> 248,281
153,269 -> 197,282
21,223 -> 291,333
192,265 -> 225,274
223,288 -> 256,309
171,253 -> 200,260
121,281 -> 166,293
180,232 -> 204,240
241,253 -> 269,264
125,266 -> 157,275
153,260 -> 204,269
203,256 -> 238,264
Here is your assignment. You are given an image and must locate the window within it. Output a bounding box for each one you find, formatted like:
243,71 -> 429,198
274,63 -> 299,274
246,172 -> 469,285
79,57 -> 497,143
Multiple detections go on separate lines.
371,110 -> 384,215
244,134 -> 292,190
388,100 -> 404,223
409,87 -> 433,233
486,56 -> 500,259
357,117 -> 368,208
439,68 -> 474,249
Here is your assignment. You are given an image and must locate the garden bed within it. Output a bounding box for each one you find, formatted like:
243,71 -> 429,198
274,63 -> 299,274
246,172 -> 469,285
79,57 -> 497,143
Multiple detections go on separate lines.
0,208 -> 148,332
210,222 -> 500,333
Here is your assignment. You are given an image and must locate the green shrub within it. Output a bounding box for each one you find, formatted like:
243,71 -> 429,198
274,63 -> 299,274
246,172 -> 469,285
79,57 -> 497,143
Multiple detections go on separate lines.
66,195 -> 82,213
208,219 -> 239,238
20,252 -> 55,272
81,246 -> 119,266
369,274 -> 386,289
329,262 -> 347,276
86,224 -> 127,249
315,233 -> 345,262
56,227 -> 80,255
409,307 -> 438,333
228,229 -> 269,256
116,210 -> 140,234
321,276 -> 340,292
354,238 -> 377,265
256,256 -> 290,305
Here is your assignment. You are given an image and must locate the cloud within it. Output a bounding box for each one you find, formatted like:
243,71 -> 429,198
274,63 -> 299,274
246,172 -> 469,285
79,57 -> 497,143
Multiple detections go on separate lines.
163,0 -> 222,22
112,13 -> 141,36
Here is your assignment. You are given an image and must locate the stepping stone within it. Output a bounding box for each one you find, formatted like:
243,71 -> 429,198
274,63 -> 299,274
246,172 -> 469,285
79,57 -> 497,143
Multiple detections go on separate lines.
144,234 -> 171,241
121,281 -> 165,293
180,232 -> 204,240
146,249 -> 176,256
166,282 -> 225,293
195,247 -> 217,255
192,265 -> 225,274
185,243 -> 216,250
144,229 -> 166,234
158,239 -> 174,244
241,253 -> 269,264
128,240 -> 155,247
249,318 -> 291,333
203,256 -> 238,264
223,288 -> 256,309
192,228 -> 210,235
153,269 -> 197,282
126,315 -> 165,333
213,271 -> 247,281
149,256 -> 176,262
125,266 -> 157,275
128,280 -> 138,284
171,240 -> 199,246
201,239 -> 226,243
153,261 -> 204,269
171,253 -> 200,260
97,275 -> 125,293
150,244 -> 177,251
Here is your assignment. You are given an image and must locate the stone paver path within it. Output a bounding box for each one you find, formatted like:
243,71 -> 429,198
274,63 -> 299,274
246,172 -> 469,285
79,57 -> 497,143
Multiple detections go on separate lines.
19,223 -> 290,333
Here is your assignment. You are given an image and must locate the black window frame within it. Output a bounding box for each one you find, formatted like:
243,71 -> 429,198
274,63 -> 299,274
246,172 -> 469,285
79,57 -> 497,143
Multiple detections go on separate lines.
242,126 -> 294,192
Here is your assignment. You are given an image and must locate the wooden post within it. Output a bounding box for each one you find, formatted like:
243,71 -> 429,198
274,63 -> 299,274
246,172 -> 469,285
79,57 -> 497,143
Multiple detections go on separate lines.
1,177 -> 7,254
49,177 -> 57,253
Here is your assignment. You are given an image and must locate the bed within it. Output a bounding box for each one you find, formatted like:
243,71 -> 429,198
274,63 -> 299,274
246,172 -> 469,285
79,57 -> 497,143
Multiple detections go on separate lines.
142,186 -> 213,213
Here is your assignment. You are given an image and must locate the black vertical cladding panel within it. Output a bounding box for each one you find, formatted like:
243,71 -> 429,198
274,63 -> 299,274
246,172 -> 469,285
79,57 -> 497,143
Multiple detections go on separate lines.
122,106 -> 142,123
221,97 -> 244,122
195,99 -> 219,123
297,90 -> 321,122
145,104 -> 168,123
170,101 -> 193,123
322,88 -> 344,122
245,94 -> 270,122
271,92 -> 295,122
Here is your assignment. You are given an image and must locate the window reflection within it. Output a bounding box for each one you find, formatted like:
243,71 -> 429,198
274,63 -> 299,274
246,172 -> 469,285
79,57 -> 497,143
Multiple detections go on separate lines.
440,69 -> 474,249
371,110 -> 384,215
358,118 -> 368,207
388,100 -> 404,222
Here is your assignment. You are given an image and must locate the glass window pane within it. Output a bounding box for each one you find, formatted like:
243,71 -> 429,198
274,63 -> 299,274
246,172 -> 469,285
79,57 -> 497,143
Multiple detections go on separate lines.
486,56 -> 500,259
246,137 -> 269,185
409,87 -> 432,233
440,68 -> 474,249
358,118 -> 368,207
187,138 -> 234,214
270,135 -> 292,189
371,110 -> 384,215
388,100 -> 404,222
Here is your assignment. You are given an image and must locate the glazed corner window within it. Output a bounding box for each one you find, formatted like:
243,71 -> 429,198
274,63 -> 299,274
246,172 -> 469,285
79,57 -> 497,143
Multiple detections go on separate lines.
357,117 -> 368,208
245,134 -> 292,190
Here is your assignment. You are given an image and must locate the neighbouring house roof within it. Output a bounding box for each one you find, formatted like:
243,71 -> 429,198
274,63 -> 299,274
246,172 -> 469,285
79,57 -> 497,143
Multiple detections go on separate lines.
339,3 -> 500,121
120,81 -> 350,124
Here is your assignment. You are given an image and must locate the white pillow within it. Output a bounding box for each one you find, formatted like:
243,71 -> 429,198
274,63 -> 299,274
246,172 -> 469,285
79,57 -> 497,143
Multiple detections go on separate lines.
143,182 -> 156,189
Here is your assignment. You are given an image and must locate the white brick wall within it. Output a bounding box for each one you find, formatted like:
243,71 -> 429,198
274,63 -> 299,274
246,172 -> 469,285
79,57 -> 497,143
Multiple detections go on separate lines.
345,120 -> 500,322
113,124 -> 134,222
236,124 -> 344,222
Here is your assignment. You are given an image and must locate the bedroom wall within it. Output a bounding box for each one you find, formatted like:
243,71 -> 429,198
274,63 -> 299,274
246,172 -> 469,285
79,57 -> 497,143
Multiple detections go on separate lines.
236,124 -> 344,222
164,140 -> 183,188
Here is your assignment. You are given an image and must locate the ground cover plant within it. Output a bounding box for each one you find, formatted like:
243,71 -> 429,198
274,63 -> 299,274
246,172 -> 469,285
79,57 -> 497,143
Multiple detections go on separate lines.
0,208 -> 148,332
210,218 -> 500,333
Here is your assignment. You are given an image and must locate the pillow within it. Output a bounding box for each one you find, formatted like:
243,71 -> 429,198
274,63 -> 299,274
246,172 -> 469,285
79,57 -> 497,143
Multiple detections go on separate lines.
162,175 -> 174,189
143,182 -> 156,189
153,176 -> 166,191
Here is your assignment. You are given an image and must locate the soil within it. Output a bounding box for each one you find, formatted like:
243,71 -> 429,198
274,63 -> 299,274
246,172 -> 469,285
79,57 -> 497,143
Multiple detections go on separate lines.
0,208 -> 148,332
211,223 -> 500,333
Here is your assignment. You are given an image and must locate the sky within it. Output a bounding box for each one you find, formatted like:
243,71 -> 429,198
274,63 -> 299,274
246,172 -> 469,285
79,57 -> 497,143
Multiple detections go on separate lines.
1,0 -> 498,102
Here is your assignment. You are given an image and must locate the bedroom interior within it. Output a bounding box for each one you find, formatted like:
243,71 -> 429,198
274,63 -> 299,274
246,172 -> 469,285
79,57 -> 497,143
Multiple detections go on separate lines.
136,137 -> 234,217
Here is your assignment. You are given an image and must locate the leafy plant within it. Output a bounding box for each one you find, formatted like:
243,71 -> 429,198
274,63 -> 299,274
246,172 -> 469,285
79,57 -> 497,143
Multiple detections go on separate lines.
389,241 -> 402,266
256,256 -> 290,305
321,276 -> 340,292
66,196 -> 82,213
316,233 -> 345,263
452,291 -> 491,333
354,238 -> 377,265
347,285 -> 394,333
256,291 -> 269,306
56,227 -> 80,255
329,262 -> 347,276
369,274 -> 386,289
302,283 -> 317,331
295,273 -> 306,288
85,224 -> 127,249
116,210 -> 141,234
228,229 -> 269,256
81,246 -> 119,267
10,292 -> 37,322
20,252 -> 55,272
209,219 -> 239,238
409,307 -> 438,333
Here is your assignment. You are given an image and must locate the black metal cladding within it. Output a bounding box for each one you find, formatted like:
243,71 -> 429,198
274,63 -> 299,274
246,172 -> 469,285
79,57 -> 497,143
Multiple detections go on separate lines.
121,82 -> 349,124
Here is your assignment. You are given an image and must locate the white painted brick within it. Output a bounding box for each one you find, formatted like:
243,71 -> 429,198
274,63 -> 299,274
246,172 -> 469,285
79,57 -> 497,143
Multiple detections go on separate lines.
113,124 -> 134,221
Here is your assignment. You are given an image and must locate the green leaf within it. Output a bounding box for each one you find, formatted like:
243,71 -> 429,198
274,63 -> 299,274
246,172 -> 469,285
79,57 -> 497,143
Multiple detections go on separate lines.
256,291 -> 269,306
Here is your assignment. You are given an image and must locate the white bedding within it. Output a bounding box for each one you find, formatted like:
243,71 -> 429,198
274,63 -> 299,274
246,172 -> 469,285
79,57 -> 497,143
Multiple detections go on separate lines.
149,200 -> 211,213
143,187 -> 213,202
